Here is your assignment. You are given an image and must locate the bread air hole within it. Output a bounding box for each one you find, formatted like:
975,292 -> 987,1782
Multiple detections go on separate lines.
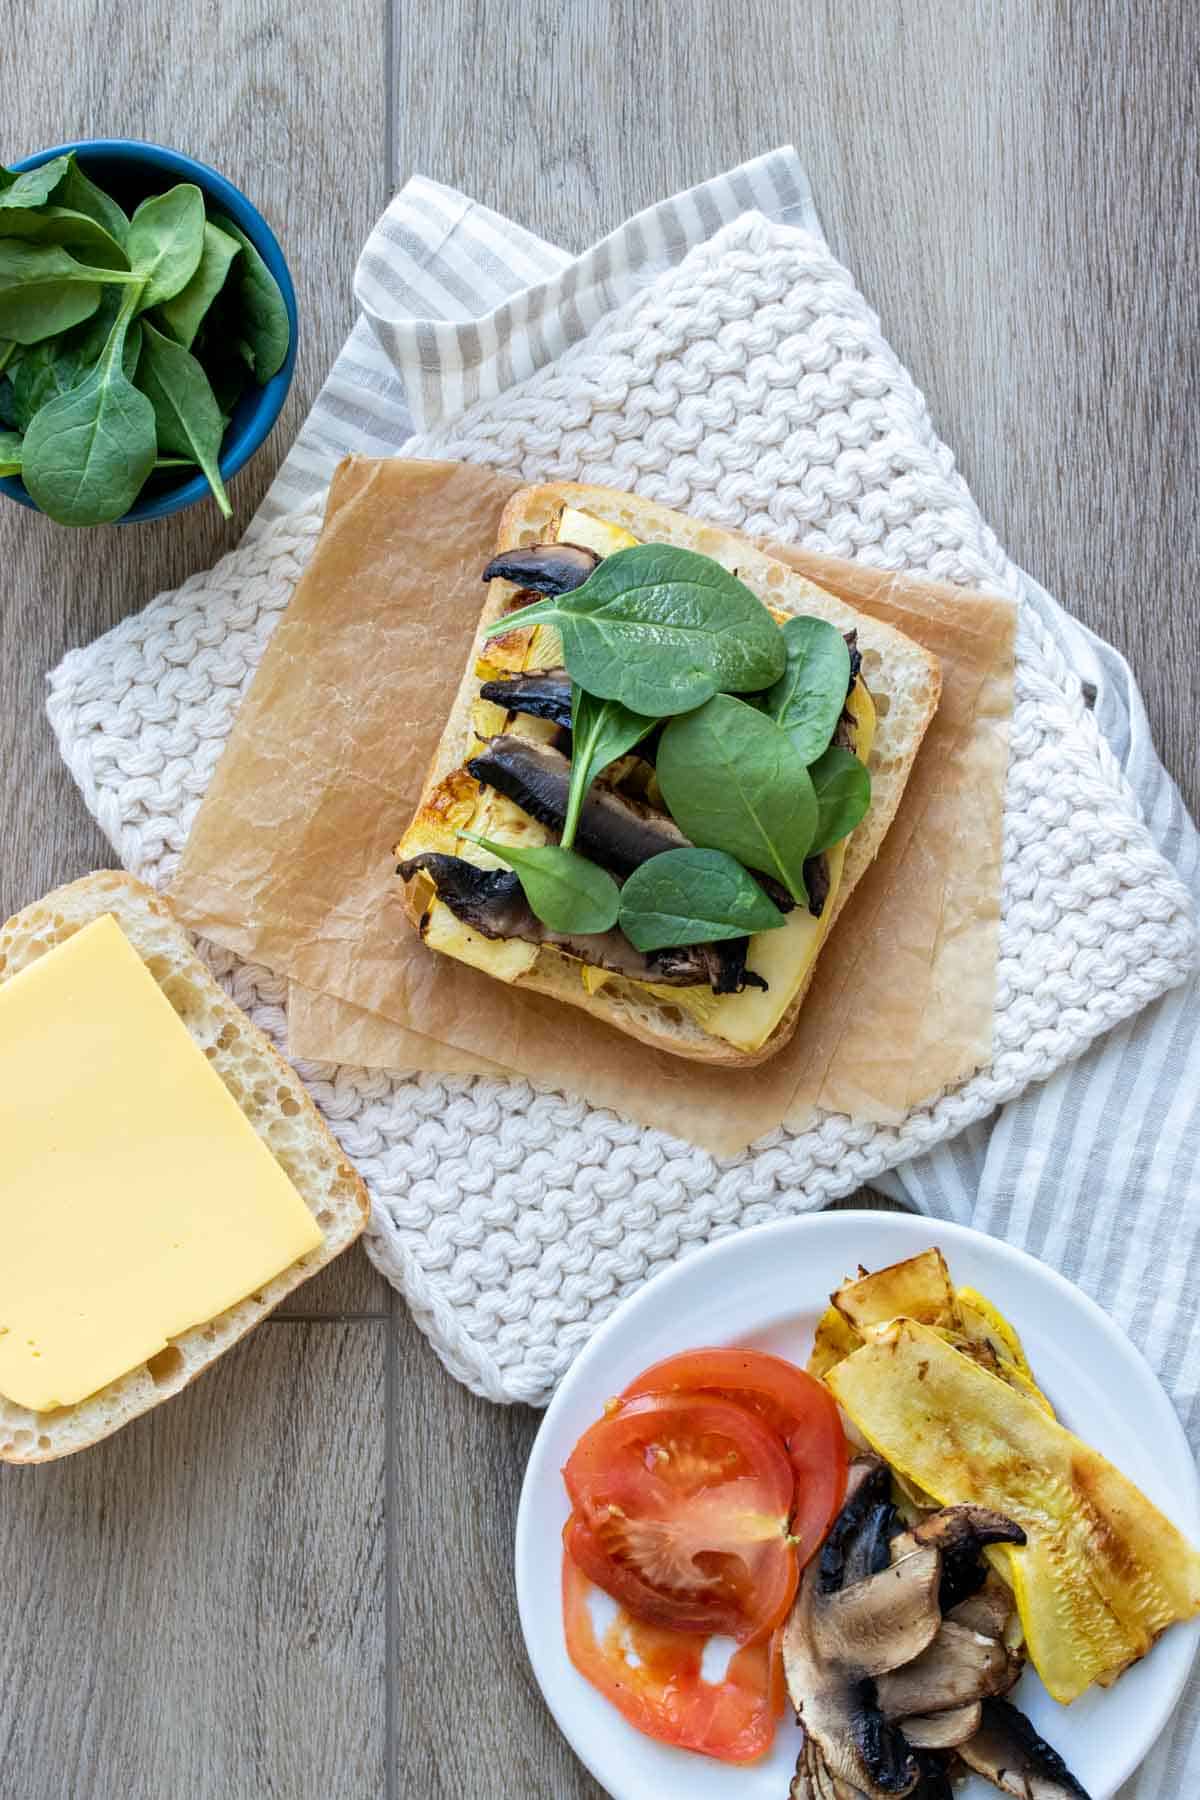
11,1429 -> 32,1449
146,1346 -> 185,1385
873,692 -> 891,717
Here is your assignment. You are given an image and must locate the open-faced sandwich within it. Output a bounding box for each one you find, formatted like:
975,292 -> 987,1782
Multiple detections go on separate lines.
554,1249 -> 1200,1794
395,483 -> 941,1067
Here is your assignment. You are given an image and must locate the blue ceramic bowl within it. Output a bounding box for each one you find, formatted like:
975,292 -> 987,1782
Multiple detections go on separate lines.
0,138 -> 298,525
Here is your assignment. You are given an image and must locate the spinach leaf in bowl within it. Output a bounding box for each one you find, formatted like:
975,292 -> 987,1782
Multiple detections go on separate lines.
0,428 -> 21,476
0,156 -> 71,210
21,288 -> 157,526
0,241 -> 140,344
156,221 -> 239,348
55,157 -> 130,247
127,184 -> 206,311
135,321 -> 232,517
210,212 -> 290,381
0,205 -> 129,269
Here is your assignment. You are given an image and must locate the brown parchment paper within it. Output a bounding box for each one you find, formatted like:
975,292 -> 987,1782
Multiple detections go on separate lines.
170,457 -> 1015,1157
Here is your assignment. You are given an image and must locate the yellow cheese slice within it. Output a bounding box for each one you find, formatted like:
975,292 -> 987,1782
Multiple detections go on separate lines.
0,915 -> 322,1411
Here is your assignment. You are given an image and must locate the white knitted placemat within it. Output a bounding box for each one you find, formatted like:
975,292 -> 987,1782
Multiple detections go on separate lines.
47,210 -> 1195,1407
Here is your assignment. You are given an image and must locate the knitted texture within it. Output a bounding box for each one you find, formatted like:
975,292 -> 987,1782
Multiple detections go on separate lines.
47,214 -> 1196,1405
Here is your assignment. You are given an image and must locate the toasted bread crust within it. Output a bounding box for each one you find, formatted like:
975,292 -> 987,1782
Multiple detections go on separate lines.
399,483 -> 941,1068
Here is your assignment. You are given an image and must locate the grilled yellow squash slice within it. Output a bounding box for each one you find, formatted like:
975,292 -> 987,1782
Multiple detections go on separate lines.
833,1248 -> 960,1333
826,1318 -> 1200,1702
810,1253 -> 1053,1413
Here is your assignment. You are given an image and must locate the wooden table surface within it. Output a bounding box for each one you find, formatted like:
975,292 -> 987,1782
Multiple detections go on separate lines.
2,5 -> 1195,1797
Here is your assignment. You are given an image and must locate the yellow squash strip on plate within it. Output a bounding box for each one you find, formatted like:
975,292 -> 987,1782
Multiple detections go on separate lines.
810,1252 -> 1054,1414
833,1248 -> 960,1333
826,1317 -> 1200,1703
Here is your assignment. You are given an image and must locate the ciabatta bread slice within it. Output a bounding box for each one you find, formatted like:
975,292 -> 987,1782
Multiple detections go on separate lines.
399,482 -> 941,1068
0,872 -> 367,1464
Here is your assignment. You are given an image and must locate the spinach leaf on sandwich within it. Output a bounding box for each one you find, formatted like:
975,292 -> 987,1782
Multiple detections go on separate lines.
560,686 -> 657,851
618,849 -> 786,952
484,543 -> 787,716
763,615 -> 852,761
656,695 -> 817,907
808,744 -> 872,853
459,832 -> 621,935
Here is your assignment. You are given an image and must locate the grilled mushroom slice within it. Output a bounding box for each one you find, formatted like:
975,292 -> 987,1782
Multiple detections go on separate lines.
958,1697 -> 1092,1799
898,1701 -> 982,1749
791,1741 -> 952,1800
467,735 -> 795,913
901,1506 -> 1027,1613
396,853 -> 532,937
790,1734 -> 867,1798
876,1621 -> 1011,1719
478,668 -> 574,729
482,542 -> 598,595
468,736 -> 691,877
784,1459 -> 942,1797
946,1573 -> 1019,1644
397,852 -> 756,990
813,1552 -> 944,1676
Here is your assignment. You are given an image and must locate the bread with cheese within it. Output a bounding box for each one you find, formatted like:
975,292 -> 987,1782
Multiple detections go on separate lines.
0,872 -> 367,1464
398,482 -> 941,1069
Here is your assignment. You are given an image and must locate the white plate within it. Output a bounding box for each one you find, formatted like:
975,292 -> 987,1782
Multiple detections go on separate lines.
516,1210 -> 1200,1800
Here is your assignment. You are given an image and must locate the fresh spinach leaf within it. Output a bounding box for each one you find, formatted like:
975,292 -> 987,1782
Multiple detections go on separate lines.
618,848 -> 785,951
135,320 -> 231,517
763,616 -> 851,763
56,158 -> 131,248
7,310 -> 137,430
0,428 -> 21,476
156,222 -> 239,348
210,213 -> 290,381
127,184 -> 206,311
0,375 -> 16,429
200,350 -> 247,426
0,157 -> 71,210
808,745 -> 872,854
561,686 -> 657,851
0,338 -> 16,377
0,204 -> 130,269
459,831 -> 620,935
59,287 -> 123,362
10,338 -> 91,429
0,242 -> 139,344
657,694 -> 816,905
21,286 -> 157,526
484,544 -> 787,717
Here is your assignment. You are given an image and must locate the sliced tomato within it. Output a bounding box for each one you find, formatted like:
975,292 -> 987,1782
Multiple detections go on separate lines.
562,1556 -> 781,1764
562,1392 -> 797,1642
621,1346 -> 847,1566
